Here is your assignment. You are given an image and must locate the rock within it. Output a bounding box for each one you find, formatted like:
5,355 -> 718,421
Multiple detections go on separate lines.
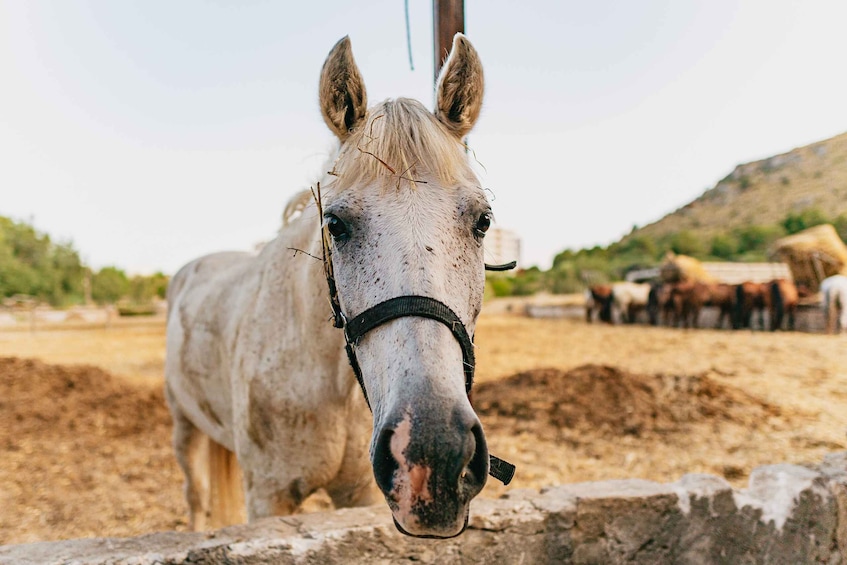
2,452 -> 845,564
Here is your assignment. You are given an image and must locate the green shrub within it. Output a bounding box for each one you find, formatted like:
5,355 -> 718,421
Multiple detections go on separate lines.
781,208 -> 828,235
487,276 -> 514,297
710,233 -> 737,259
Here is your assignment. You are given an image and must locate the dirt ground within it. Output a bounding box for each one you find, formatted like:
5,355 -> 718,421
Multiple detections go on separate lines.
1,311 -> 845,545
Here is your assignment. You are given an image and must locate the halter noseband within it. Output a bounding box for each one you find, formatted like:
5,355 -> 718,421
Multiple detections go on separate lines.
312,184 -> 515,486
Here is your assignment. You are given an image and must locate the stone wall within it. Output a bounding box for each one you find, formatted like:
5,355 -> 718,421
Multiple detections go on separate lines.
2,452 -> 845,565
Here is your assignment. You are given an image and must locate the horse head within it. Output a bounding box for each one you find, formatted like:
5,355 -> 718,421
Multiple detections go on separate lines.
316,35 -> 489,538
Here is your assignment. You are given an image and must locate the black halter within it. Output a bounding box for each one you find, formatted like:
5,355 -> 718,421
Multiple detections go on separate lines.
312,184 -> 515,486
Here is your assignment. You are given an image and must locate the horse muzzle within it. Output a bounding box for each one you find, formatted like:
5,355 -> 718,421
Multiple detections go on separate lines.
371,407 -> 489,538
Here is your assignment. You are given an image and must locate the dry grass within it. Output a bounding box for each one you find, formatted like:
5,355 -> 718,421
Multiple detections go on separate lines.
0,317 -> 166,385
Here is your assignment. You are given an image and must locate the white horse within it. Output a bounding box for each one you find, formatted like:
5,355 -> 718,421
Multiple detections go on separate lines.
611,281 -> 652,324
165,35 -> 497,538
821,274 -> 847,334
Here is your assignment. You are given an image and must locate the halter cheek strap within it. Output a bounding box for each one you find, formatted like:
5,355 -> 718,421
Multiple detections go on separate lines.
311,183 -> 516,486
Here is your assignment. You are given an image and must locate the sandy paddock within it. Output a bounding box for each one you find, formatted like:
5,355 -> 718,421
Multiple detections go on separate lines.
1,312 -> 845,544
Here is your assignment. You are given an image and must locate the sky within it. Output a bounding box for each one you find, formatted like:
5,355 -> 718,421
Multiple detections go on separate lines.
2,1 -> 847,274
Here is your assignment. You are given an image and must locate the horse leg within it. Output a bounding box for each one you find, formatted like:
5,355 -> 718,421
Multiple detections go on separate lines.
719,305 -> 732,329
169,402 -> 213,530
168,390 -> 245,530
682,303 -> 692,329
325,407 -> 379,509
824,294 -> 835,334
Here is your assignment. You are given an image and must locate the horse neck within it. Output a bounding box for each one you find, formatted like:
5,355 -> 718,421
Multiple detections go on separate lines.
259,209 -> 352,396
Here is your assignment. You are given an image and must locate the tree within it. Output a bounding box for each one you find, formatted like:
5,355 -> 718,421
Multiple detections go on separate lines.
781,208 -> 828,235
709,233 -> 737,259
0,216 -> 85,305
734,225 -> 784,256
833,214 -> 847,243
129,272 -> 169,303
667,230 -> 704,257
91,267 -> 130,305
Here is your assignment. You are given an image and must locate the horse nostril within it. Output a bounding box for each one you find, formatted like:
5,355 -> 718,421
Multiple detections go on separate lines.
372,427 -> 399,494
464,422 -> 488,488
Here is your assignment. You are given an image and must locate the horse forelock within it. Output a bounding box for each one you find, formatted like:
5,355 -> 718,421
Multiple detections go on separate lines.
327,98 -> 478,192
278,98 -> 479,232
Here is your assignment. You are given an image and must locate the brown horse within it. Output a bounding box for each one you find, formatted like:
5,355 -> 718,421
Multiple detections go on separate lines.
667,280 -> 712,329
647,282 -> 671,326
705,283 -> 736,329
768,278 -> 798,331
585,284 -> 613,323
734,281 -> 769,330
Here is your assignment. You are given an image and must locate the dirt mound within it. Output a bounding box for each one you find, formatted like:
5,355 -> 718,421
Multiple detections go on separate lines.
474,364 -> 778,437
1,357 -> 168,437
0,357 -> 183,544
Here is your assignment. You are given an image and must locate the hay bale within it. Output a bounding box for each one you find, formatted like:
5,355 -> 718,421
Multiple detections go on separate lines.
660,252 -> 717,283
771,224 -> 847,290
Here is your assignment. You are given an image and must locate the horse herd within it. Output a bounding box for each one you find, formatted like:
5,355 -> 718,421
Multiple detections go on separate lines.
586,274 -> 847,334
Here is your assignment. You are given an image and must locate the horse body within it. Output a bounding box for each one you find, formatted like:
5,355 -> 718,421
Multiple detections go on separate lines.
705,283 -> 736,329
734,281 -> 769,330
585,284 -> 613,323
667,280 -> 712,328
166,34 -> 493,538
821,274 -> 847,334
610,282 -> 651,324
166,223 -> 375,528
768,278 -> 798,331
647,282 -> 675,326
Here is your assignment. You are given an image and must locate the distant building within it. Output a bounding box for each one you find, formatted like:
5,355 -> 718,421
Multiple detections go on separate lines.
484,227 -> 521,269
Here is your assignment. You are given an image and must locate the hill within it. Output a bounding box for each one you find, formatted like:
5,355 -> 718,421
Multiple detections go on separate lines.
496,131 -> 847,297
628,131 -> 847,242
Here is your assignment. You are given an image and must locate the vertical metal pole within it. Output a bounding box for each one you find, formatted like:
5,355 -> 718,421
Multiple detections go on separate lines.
433,0 -> 464,83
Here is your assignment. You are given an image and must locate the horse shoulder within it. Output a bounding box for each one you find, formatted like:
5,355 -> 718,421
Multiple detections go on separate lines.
166,251 -> 261,446
226,235 -> 358,449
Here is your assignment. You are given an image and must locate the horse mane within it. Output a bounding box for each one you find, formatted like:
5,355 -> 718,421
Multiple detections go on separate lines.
280,98 -> 478,231
327,98 -> 478,192
281,189 -> 314,227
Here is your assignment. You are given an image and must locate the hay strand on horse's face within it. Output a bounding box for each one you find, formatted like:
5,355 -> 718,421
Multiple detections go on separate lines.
463,142 -> 488,174
310,183 -> 343,324
286,248 -> 322,261
310,183 -> 335,279
356,147 -> 397,174
396,160 -> 428,190
363,113 -> 385,143
355,115 -> 397,174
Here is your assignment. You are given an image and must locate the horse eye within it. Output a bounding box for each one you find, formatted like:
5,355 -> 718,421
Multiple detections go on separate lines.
475,213 -> 492,237
325,215 -> 349,240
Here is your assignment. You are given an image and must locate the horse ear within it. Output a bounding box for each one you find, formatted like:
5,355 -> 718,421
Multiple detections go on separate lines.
435,34 -> 484,139
319,36 -> 368,140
